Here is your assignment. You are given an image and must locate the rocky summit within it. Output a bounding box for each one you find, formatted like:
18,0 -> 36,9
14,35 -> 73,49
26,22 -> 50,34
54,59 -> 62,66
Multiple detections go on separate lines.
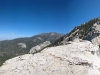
0,40 -> 100,75
90,21 -> 100,45
50,18 -> 100,46
1,18 -> 100,75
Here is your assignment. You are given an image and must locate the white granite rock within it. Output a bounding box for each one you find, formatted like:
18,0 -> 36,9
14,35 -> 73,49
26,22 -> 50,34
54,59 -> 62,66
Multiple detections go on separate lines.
90,21 -> 100,45
17,43 -> 26,48
29,41 -> 51,54
0,41 -> 100,75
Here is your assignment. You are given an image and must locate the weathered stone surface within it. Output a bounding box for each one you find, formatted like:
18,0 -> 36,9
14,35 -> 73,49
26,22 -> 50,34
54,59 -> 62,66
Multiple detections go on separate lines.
17,43 -> 26,48
0,40 -> 100,75
90,21 -> 100,45
29,41 -> 51,54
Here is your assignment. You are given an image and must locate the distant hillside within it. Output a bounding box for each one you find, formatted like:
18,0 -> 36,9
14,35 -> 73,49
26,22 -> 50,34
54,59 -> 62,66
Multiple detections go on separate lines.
0,32 -> 64,66
48,18 -> 100,47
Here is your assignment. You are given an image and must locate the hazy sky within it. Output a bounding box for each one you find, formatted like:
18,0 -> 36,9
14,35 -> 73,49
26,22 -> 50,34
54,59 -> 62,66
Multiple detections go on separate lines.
0,0 -> 100,40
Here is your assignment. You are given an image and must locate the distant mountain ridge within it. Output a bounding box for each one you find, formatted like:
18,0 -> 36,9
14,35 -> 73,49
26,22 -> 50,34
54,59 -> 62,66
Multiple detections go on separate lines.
0,32 -> 64,66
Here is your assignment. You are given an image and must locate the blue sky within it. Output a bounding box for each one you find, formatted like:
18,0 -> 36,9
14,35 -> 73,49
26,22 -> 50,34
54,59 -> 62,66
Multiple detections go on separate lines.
0,0 -> 100,40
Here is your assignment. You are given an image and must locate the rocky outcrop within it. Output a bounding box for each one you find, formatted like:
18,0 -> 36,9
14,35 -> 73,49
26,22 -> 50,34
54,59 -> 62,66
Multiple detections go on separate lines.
29,41 -> 51,54
90,21 -> 100,46
49,18 -> 100,47
0,40 -> 100,75
63,21 -> 100,46
17,43 -> 26,48
61,29 -> 80,45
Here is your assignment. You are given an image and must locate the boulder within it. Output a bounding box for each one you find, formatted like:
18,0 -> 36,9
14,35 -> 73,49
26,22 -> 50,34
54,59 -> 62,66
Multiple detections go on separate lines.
29,41 -> 51,54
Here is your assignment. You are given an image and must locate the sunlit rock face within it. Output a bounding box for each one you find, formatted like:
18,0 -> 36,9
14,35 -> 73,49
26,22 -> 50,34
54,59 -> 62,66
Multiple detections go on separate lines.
17,43 -> 26,48
90,21 -> 100,46
0,40 -> 100,75
29,41 -> 51,54
90,34 -> 100,46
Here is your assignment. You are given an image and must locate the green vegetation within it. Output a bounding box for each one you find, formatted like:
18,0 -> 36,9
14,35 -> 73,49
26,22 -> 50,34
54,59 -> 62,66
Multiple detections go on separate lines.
0,33 -> 63,66
68,18 -> 100,40
47,35 -> 65,47
47,18 -> 100,47
0,54 -> 13,66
